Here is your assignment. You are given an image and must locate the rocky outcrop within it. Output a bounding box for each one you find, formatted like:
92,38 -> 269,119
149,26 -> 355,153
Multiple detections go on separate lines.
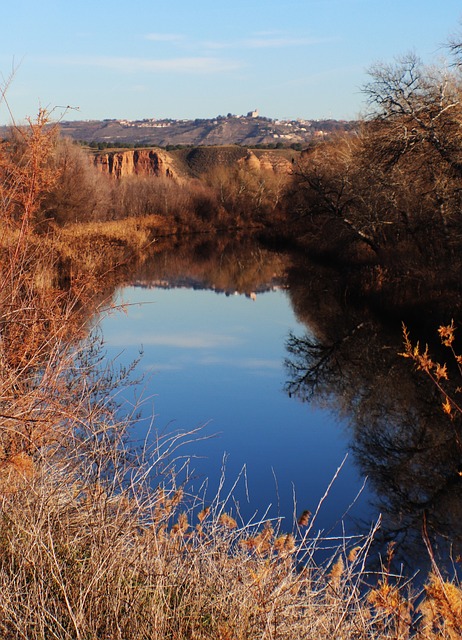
94,149 -> 178,179
93,146 -> 294,181
238,150 -> 293,173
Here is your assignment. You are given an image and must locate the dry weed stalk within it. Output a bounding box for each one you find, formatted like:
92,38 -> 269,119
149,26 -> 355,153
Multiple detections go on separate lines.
401,321 -> 462,419
399,322 -> 462,638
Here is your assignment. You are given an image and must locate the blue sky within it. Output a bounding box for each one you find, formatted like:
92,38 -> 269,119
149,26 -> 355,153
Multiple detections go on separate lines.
1,1 -> 461,123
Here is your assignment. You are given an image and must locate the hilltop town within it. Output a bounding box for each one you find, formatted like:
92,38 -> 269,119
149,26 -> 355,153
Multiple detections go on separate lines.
55,110 -> 355,148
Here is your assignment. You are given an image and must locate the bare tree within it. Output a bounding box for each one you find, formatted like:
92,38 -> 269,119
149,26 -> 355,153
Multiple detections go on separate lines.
363,53 -> 462,177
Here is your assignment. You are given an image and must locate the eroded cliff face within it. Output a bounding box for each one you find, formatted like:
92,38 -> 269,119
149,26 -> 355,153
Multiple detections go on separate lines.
238,150 -> 293,173
93,147 -> 294,181
94,149 -> 178,179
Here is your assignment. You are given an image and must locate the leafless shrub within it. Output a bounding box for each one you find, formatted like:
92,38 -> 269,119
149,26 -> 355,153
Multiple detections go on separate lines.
42,137 -> 113,225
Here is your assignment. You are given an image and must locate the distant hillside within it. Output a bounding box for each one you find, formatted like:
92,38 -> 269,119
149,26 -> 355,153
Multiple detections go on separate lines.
54,114 -> 355,148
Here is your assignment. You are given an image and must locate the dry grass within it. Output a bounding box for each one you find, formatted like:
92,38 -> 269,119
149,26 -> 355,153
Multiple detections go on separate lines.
2,106 -> 462,639
2,446 -> 462,640
51,216 -> 161,277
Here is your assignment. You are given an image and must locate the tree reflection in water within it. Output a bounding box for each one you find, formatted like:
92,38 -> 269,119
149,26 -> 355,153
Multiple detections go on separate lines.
283,255 -> 462,572
129,237 -> 462,571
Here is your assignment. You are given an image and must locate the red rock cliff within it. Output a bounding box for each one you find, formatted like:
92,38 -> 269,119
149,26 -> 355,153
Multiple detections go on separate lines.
94,149 -> 178,179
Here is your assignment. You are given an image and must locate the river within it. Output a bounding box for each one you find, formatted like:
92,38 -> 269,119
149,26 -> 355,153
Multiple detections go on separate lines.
98,235 -> 462,576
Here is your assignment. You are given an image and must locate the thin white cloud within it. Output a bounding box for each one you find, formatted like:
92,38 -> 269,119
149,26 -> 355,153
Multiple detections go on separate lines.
246,36 -> 333,48
241,358 -> 280,370
199,355 -> 280,370
128,84 -> 149,93
149,333 -> 241,348
108,331 -> 242,349
38,55 -> 242,74
142,362 -> 184,372
204,35 -> 334,50
145,33 -> 184,43
252,30 -> 282,37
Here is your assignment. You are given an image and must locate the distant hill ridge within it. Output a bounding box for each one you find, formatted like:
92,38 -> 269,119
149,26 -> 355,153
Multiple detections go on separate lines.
55,113 -> 355,148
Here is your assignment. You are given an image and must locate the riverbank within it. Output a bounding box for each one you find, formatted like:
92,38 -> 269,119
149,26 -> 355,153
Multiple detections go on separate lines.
2,108 -> 462,639
2,221 -> 462,638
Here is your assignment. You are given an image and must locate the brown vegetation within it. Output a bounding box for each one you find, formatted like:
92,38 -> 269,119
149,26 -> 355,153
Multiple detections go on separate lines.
3,37 -> 462,636
32,139 -> 291,235
287,49 -> 462,279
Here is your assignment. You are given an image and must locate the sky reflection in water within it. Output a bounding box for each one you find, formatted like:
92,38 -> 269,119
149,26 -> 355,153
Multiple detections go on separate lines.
101,284 -> 372,535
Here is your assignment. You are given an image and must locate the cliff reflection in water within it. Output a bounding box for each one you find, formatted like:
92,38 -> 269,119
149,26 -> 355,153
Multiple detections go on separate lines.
283,254 -> 462,567
130,234 -> 289,297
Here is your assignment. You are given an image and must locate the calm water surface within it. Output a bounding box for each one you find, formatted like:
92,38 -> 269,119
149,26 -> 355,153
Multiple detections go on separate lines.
101,283 -> 372,537
97,239 -> 462,576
